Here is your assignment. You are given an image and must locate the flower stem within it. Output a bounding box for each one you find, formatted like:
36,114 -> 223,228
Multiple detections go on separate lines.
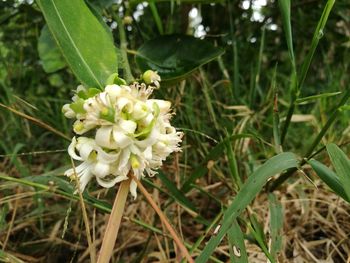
129,173 -> 194,263
97,178 -> 131,263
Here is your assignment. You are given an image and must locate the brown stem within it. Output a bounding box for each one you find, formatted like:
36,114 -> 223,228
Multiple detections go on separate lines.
70,158 -> 96,263
129,173 -> 194,263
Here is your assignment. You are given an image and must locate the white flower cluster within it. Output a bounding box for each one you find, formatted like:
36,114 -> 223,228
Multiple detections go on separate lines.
62,73 -> 182,198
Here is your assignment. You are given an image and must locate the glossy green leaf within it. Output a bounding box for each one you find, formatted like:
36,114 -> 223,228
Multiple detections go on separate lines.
86,0 -> 115,13
37,0 -> 118,88
136,35 -> 224,81
195,152 -> 298,262
308,159 -> 349,202
326,143 -> 350,201
38,25 -> 66,73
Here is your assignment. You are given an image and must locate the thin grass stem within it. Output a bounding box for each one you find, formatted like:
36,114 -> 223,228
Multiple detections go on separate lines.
70,158 -> 96,263
0,102 -> 70,141
269,88 -> 350,191
129,173 -> 194,263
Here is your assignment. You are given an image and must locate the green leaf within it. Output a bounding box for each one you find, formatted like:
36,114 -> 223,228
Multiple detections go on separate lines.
86,0 -> 114,13
268,193 -> 283,259
37,0 -> 118,88
298,0 -> 335,90
296,92 -> 342,105
135,35 -> 224,81
278,0 -> 295,67
38,25 -> 66,73
248,214 -> 275,263
227,220 -> 248,263
326,143 -> 350,201
195,152 -> 298,262
158,171 -> 197,213
181,133 -> 255,193
308,159 -> 349,202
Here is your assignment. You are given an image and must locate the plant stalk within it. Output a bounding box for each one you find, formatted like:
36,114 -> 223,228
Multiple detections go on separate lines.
71,158 -> 96,263
114,14 -> 134,83
97,178 -> 131,263
129,173 -> 194,263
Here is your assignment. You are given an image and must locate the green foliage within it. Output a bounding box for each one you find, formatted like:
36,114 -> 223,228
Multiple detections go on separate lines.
37,0 -> 118,88
268,193 -> 283,259
309,159 -> 350,202
1,0 -> 350,262
326,143 -> 350,201
37,25 -> 66,73
196,152 -> 298,262
136,35 -> 224,81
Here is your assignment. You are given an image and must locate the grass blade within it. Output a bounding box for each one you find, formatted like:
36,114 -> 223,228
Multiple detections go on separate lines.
308,159 -> 349,202
296,92 -> 341,104
326,143 -> 350,201
298,0 -> 335,91
182,133 -> 254,192
268,193 -> 283,259
278,0 -> 295,67
195,152 -> 298,262
227,219 -> 248,263
157,171 -> 197,213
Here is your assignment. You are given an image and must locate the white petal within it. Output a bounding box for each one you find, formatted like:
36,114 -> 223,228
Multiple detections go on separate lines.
92,162 -> 110,178
76,85 -> 87,93
105,85 -> 121,99
95,126 -> 117,149
97,148 -> 120,163
79,140 -> 96,160
112,129 -> 132,148
147,99 -> 171,113
131,101 -> 149,120
62,104 -> 75,118
135,128 -> 159,148
119,119 -> 137,134
98,92 -> 109,106
119,149 -> 131,169
143,146 -> 152,160
96,175 -> 128,188
142,113 -> 154,126
78,168 -> 93,192
116,97 -> 133,112
129,180 -> 138,199
64,167 -> 74,178
67,137 -> 83,161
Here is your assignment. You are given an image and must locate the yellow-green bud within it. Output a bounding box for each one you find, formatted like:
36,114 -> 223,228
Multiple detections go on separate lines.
123,16 -> 133,25
142,70 -> 160,86
130,154 -> 140,169
73,122 -> 84,132
100,107 -> 109,116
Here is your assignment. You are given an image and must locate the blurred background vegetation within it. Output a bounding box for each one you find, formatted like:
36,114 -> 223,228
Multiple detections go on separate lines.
1,0 -> 350,262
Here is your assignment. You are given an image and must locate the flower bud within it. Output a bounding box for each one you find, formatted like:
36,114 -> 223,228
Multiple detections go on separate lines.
142,70 -> 161,88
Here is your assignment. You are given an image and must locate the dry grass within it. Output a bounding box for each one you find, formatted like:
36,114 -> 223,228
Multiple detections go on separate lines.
1,156 -> 350,263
